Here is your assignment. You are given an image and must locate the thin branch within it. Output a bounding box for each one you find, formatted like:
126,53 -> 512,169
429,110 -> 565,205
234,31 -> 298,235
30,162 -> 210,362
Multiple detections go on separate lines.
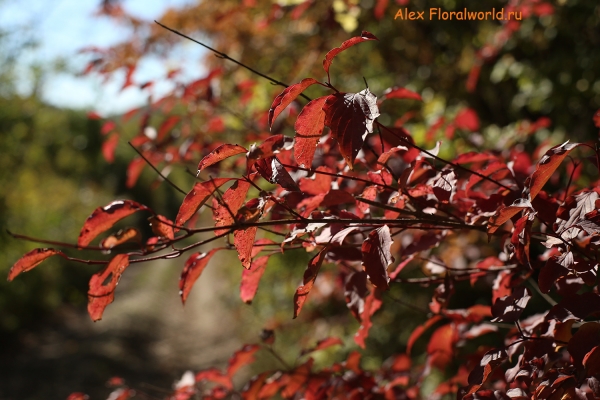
154,21 -> 309,101
129,142 -> 187,195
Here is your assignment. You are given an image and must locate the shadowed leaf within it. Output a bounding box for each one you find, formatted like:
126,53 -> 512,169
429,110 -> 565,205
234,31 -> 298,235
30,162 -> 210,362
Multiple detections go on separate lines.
361,225 -> 394,290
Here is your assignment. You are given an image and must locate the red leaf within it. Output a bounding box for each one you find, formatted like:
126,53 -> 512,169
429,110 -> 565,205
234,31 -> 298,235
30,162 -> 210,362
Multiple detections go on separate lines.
299,166 -> 333,195
281,359 -> 313,398
87,254 -> 130,321
294,96 -> 329,168
175,178 -> 236,230
355,288 -> 383,348
102,133 -> 119,163
511,213 -> 533,268
300,337 -> 343,356
247,134 -> 294,169
427,324 -> 456,369
488,198 -> 532,235
78,200 -> 149,247
293,247 -> 328,318
407,315 -> 443,355
213,180 -> 251,235
323,31 -> 379,77
195,368 -> 232,390
157,115 -> 180,142
344,271 -> 369,320
101,120 -> 116,135
568,322 -> 600,367
374,0 -> 389,19
234,226 -> 259,269
255,156 -> 300,192
227,344 -> 260,377
323,89 -> 380,169
361,225 -> 394,290
455,108 -> 480,132
491,287 -> 531,323
126,157 -> 146,188
466,349 -> 507,394
526,141 -> 581,200
240,255 -> 269,304
149,214 -> 175,240
382,86 -> 422,102
179,248 -> 221,304
8,248 -> 64,281
269,78 -> 319,128
197,144 -> 247,173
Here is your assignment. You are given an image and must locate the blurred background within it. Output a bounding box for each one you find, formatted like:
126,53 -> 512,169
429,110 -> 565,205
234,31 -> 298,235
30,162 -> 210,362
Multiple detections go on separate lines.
1,0 -> 599,398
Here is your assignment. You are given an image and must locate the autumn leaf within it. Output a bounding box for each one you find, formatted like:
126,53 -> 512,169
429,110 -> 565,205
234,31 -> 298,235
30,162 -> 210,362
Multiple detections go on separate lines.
87,254 -> 130,321
175,177 -> 236,230
254,156 -> 300,192
355,288 -> 383,348
197,144 -> 247,174
381,86 -> 422,102
212,179 -> 251,235
361,225 -> 394,290
455,108 -> 480,132
78,200 -> 150,247
179,248 -> 221,304
322,31 -> 379,80
8,248 -> 64,281
293,247 -> 328,318
234,226 -> 258,269
323,89 -> 380,169
268,78 -> 319,128
149,214 -> 175,240
240,255 -> 269,304
300,337 -> 343,356
227,344 -> 260,377
294,95 -> 329,168
246,134 -> 293,170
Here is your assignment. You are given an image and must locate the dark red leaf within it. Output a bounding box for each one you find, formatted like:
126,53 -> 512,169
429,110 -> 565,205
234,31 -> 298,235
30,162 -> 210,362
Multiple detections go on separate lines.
175,178 -> 236,230
465,349 -> 507,396
407,315 -> 444,355
240,255 -> 269,304
294,247 -> 328,318
179,248 -> 221,304
548,293 -> 600,321
568,322 -> 600,367
382,86 -> 422,102
344,271 -> 369,320
197,144 -> 247,173
227,344 -> 260,377
323,31 -> 379,76
126,157 -> 146,188
8,248 -> 64,281
431,168 -> 457,204
511,213 -> 533,268
491,287 -> 531,323
526,141 -> 581,200
78,200 -> 149,247
255,156 -> 300,192
323,89 -> 380,169
361,225 -> 394,290
300,337 -> 343,356
269,78 -> 319,128
234,227 -> 259,269
87,254 -> 130,321
355,288 -> 383,348
246,134 -> 293,170
212,180 -> 251,235
294,95 -> 329,168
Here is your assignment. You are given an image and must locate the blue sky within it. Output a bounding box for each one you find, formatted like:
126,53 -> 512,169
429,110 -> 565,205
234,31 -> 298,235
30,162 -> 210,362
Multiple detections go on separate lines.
0,0 -> 205,115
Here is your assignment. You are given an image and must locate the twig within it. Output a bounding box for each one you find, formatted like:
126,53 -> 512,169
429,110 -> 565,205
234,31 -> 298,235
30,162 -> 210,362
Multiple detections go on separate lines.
129,142 -> 187,195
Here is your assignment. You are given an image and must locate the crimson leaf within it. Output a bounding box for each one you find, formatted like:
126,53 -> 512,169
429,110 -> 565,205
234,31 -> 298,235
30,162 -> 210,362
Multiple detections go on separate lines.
179,248 -> 221,304
323,89 -> 380,169
294,95 -> 329,168
8,248 -> 64,281
197,144 -> 247,174
268,78 -> 319,128
323,31 -> 379,80
175,178 -> 236,230
240,255 -> 269,304
293,247 -> 328,318
361,225 -> 394,290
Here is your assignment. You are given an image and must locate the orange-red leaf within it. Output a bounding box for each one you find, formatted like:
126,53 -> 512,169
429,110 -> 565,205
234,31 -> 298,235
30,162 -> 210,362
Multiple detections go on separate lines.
179,248 -> 221,304
157,115 -> 180,142
488,198 -> 532,235
87,254 -> 130,321
246,134 -> 294,170
227,344 -> 260,377
407,315 -> 443,355
455,108 -> 480,132
323,89 -> 380,169
300,337 -> 343,356
526,141 -> 581,200
212,180 -> 251,235
293,247 -> 328,318
240,255 -> 269,304
354,288 -> 383,348
149,214 -> 175,240
100,228 -> 141,249
323,31 -> 379,76
294,95 -> 329,168
175,178 -> 236,230
234,226 -> 259,269
78,200 -> 149,247
8,248 -> 64,281
197,144 -> 247,174
269,78 -> 318,128
102,133 -> 119,163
